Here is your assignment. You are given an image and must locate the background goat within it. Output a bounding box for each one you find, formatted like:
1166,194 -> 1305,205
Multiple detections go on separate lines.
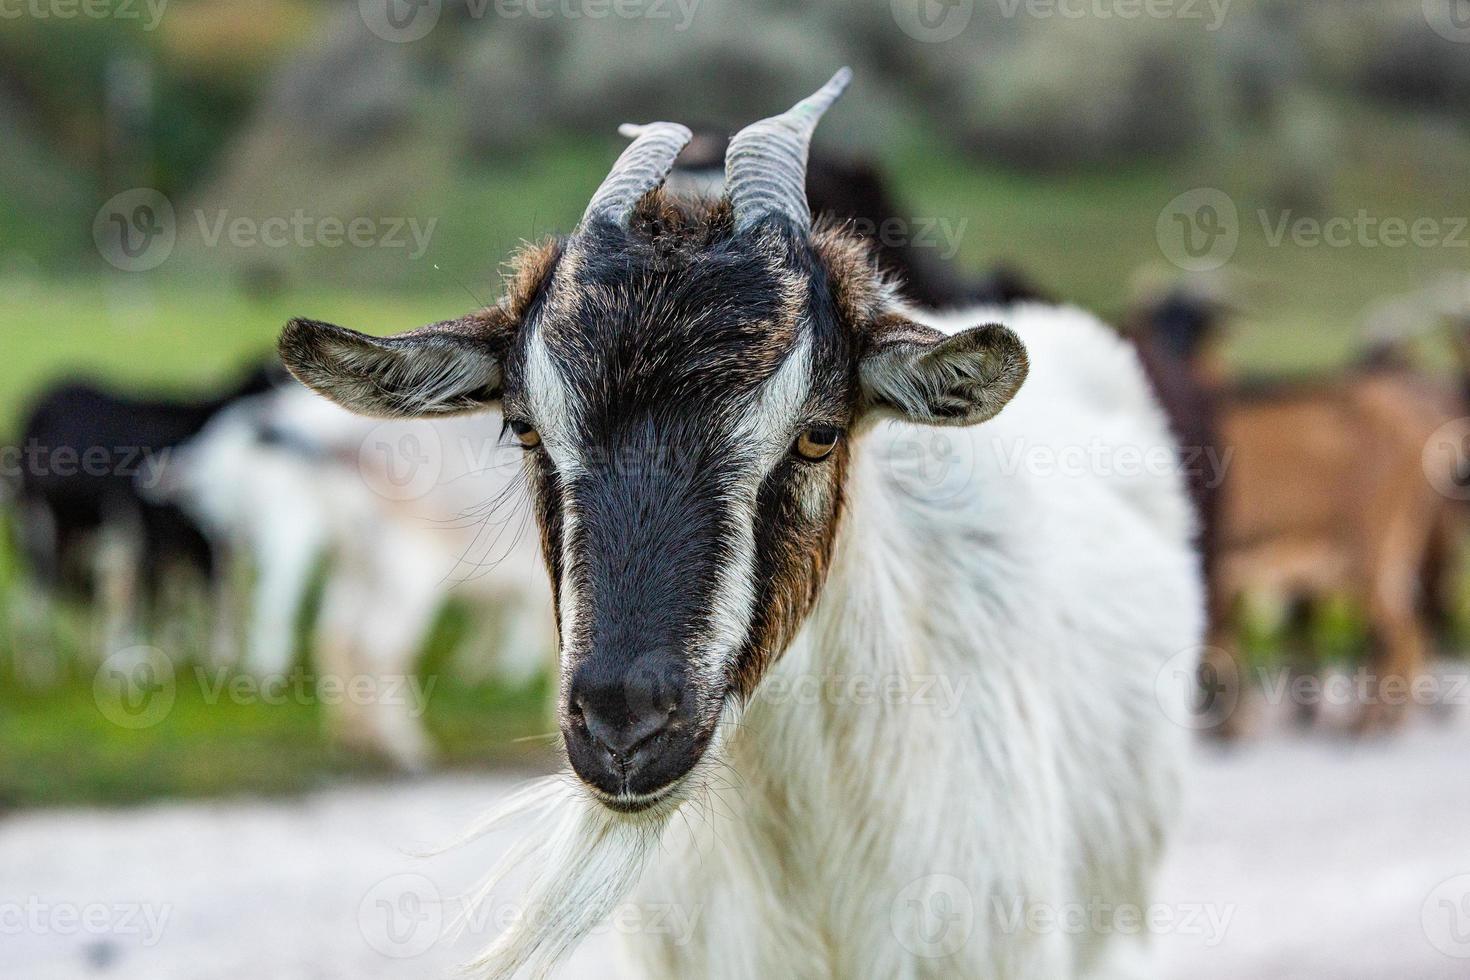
159,383 -> 554,769
11,365 -> 277,658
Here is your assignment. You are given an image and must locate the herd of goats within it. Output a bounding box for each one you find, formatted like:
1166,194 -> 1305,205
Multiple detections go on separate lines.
8,141 -> 1470,767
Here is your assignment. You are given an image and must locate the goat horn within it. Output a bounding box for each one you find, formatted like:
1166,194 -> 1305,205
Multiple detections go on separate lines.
581,122 -> 692,229
725,67 -> 852,235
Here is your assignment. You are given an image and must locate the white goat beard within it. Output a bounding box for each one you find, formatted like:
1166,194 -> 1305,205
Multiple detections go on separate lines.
458,775 -> 674,980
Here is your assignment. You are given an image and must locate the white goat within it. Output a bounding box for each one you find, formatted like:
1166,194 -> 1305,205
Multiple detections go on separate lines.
277,70 -> 1202,977
162,384 -> 553,768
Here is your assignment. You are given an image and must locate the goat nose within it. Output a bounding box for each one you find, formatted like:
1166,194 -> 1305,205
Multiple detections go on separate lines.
569,666 -> 679,761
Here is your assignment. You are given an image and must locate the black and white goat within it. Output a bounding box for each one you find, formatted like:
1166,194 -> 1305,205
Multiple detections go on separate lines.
12,365 -> 276,653
279,70 -> 1201,978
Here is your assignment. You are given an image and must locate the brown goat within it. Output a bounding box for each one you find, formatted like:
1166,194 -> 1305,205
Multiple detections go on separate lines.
1214,369 -> 1457,730
1126,285 -> 1464,733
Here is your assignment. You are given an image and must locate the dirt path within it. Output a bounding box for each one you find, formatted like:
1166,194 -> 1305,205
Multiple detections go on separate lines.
4,715 -> 1469,979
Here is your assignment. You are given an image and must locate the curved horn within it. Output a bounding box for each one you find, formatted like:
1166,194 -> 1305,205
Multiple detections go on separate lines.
580,122 -> 692,229
725,67 -> 852,235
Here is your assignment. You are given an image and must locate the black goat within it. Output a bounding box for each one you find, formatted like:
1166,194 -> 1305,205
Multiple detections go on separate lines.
11,365 -> 278,619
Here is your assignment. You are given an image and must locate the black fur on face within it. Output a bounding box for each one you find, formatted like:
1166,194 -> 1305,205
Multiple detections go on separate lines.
499,194 -> 867,804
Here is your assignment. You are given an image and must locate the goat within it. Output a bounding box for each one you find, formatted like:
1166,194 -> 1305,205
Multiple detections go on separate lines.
278,70 -> 1201,977
11,365 -> 277,655
1214,368 -> 1456,730
158,383 -> 554,769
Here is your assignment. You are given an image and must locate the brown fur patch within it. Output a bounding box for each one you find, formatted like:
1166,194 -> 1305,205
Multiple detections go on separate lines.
501,238 -> 564,320
811,216 -> 891,328
732,445 -> 851,700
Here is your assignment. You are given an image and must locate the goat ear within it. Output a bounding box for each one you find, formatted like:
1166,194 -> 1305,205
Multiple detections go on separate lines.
278,310 -> 514,418
858,317 -> 1028,426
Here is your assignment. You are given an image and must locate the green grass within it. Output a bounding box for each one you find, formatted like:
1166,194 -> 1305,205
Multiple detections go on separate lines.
0,567 -> 558,809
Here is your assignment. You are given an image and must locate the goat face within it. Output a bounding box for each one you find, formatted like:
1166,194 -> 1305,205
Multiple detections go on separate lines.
278,81 -> 1028,812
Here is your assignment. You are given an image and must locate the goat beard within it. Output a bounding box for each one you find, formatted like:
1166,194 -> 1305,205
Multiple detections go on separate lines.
458,715 -> 738,980
458,776 -> 668,980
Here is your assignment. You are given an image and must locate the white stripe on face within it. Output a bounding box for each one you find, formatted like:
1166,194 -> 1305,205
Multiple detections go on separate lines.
696,334 -> 815,681
524,325 -> 587,683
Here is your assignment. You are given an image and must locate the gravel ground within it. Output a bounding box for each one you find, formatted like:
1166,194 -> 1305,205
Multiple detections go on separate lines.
3,714 -> 1469,979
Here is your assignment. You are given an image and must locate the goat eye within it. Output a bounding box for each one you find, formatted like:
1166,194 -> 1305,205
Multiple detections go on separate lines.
509,420 -> 541,449
794,426 -> 840,461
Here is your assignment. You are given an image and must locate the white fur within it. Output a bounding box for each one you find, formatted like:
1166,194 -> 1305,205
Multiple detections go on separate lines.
471,302 -> 1203,978
163,384 -> 556,769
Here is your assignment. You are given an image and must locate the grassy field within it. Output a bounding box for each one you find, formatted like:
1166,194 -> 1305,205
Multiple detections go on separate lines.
3,115 -> 1468,808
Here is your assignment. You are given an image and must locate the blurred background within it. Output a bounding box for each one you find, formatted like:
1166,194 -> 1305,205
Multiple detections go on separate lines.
3,1 -> 1470,977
